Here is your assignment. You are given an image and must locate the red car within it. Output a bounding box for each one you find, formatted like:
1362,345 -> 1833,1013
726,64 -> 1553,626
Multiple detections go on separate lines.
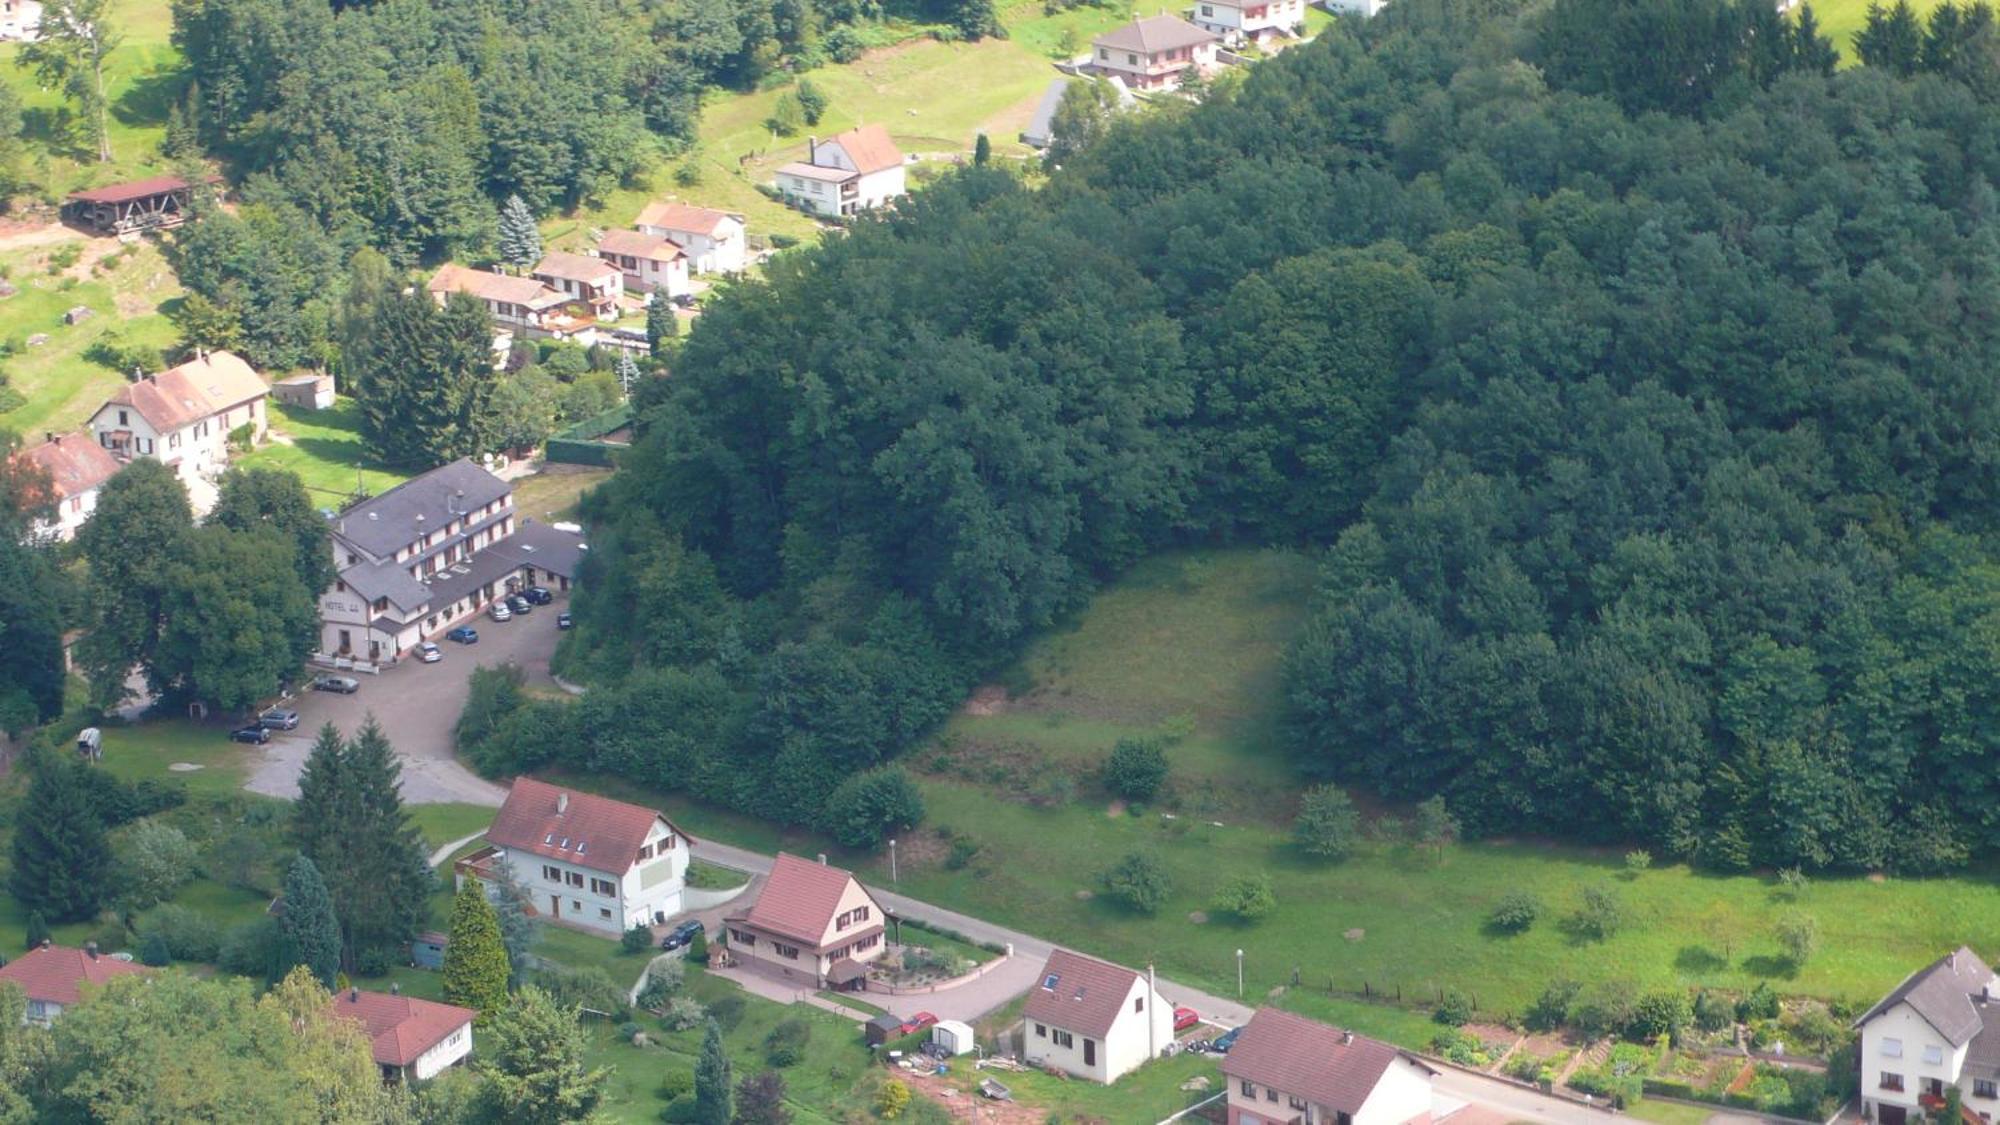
1174,1006 -> 1200,1032
898,1011 -> 939,1037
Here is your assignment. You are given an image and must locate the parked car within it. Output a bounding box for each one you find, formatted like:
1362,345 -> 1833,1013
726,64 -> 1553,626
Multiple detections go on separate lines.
228,724 -> 271,744
522,585 -> 553,605
660,920 -> 704,951
557,611 -> 574,630
1211,1026 -> 1243,1054
506,594 -> 533,615
415,641 -> 442,663
1174,1006 -> 1200,1032
897,1012 -> 939,1037
673,293 -> 697,309
258,709 -> 300,731
310,675 -> 360,694
446,626 -> 479,644
488,601 -> 512,622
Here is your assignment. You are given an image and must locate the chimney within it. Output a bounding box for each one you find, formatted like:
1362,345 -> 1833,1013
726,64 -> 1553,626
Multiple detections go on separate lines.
817,853 -> 828,865
44,431 -> 52,444
350,988 -> 359,1002
1341,1029 -> 1353,1045
390,983 -> 400,996
85,942 -> 97,960
38,938 -> 50,949
808,135 -> 817,163
557,792 -> 569,814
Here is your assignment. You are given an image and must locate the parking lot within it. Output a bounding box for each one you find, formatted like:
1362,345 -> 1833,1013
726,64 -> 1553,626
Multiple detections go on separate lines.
243,595 -> 571,806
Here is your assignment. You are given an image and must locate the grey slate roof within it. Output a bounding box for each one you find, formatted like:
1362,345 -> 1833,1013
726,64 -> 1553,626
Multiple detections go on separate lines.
333,460 -> 512,560
1094,14 -> 1216,54
340,558 -> 433,610
1856,946 -> 1994,1046
1021,79 -> 1070,149
484,519 -> 587,579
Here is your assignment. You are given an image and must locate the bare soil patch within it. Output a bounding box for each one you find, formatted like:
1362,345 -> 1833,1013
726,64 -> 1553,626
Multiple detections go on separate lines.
961,684 -> 1009,716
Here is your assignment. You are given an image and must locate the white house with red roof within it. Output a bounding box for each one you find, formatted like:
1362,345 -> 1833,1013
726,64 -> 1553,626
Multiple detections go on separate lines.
84,350 -> 269,508
460,778 -> 693,936
1022,948 -> 1175,1084
595,229 -> 691,297
15,429 -> 121,541
1221,1008 -> 1436,1125
775,125 -> 907,219
1189,0 -> 1305,44
427,263 -> 594,341
0,941 -> 151,1025
634,202 -> 747,274
531,250 -> 624,320
723,852 -> 888,990
329,987 -> 477,1082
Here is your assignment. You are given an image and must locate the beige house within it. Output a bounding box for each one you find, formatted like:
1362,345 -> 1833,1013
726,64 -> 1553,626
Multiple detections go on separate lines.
1087,15 -> 1219,91
1022,948 -> 1175,1084
85,350 -> 269,512
595,229 -> 690,297
531,250 -> 623,320
634,202 -> 748,274
427,264 -> 594,340
1221,1008 -> 1436,1125
724,852 -> 887,990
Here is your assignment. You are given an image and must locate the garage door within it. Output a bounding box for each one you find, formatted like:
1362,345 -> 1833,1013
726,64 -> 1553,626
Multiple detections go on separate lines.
1880,1105 -> 1908,1125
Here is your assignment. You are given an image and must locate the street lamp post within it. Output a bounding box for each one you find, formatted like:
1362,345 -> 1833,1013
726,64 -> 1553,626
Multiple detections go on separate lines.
889,838 -> 898,886
1236,949 -> 1244,998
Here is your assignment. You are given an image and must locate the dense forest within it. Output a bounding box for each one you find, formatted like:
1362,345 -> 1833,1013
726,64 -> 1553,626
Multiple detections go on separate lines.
468,0 -> 2000,873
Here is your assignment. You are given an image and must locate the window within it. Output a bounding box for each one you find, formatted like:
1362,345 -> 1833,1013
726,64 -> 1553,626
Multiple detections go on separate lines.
1265,1086 -> 1277,1103
1924,1045 -> 1945,1065
1289,1096 -> 1309,1111
733,930 -> 756,948
1035,1024 -> 1047,1038
542,865 -> 562,882
776,943 -> 799,960
118,410 -> 128,425
854,933 -> 880,952
566,872 -> 584,887
1126,52 -> 1137,64
1979,1080 -> 1999,1099
590,878 -> 616,896
446,1028 -> 463,1047
571,900 -> 582,912
1052,1030 -> 1073,1048
638,844 -> 655,861
598,908 -> 612,920
1240,1081 -> 1255,1098
1882,1038 -> 1903,1058
1134,996 -> 1144,1013
1200,3 -> 1211,11
1881,1073 -> 1906,1092
1043,974 -> 1060,990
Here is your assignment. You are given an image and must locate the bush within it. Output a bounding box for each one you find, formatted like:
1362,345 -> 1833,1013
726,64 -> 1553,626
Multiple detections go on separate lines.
638,958 -> 686,1010
1209,873 -> 1276,922
1291,784 -> 1361,860
218,918 -> 285,981
1487,890 -> 1540,933
138,930 -> 171,967
1623,850 -> 1652,876
660,1092 -> 699,1123
658,1068 -> 696,1101
1428,1027 -> 1490,1066
1570,980 -> 1637,1040
1693,989 -> 1735,1032
706,992 -> 745,1032
1568,1066 -> 1641,1108
687,927 -> 709,965
534,963 -> 628,1021
1737,981 -> 1779,1023
623,924 -> 654,954
820,767 -> 925,848
1626,989 -> 1693,1040
945,837 -> 981,870
1567,885 -> 1623,940
1098,850 -> 1171,913
1434,989 -> 1474,1027
84,331 -> 163,376
765,1017 -> 811,1067
142,904 -> 221,962
1525,979 -> 1580,1032
116,819 -> 198,910
1775,911 -> 1818,966
1103,737 -> 1168,802
661,996 -> 706,1031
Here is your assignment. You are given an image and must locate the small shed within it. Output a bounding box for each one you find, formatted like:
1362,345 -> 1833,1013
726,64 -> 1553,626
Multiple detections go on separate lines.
75,727 -> 101,760
931,1019 -> 977,1057
272,372 -> 335,410
864,1013 -> 903,1047
411,931 -> 448,970
63,176 -> 206,235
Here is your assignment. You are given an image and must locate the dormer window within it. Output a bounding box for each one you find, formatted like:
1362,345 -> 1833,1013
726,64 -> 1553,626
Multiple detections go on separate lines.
544,834 -> 554,844
1043,974 -> 1060,990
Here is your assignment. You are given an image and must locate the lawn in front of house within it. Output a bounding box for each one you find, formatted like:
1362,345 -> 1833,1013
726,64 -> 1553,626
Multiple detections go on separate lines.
509,463 -> 613,524
407,803 -> 496,855
233,399 -> 410,507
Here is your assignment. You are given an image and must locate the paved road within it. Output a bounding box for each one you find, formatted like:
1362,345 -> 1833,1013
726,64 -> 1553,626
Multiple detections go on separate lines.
241,597 -> 570,806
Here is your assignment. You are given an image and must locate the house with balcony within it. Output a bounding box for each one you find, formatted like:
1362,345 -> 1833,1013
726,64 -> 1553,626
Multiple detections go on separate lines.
0,941 -> 151,1025
330,987 -> 477,1082
774,125 -> 907,219
634,202 -> 747,274
1221,1008 -> 1436,1125
531,250 -> 624,320
724,852 -> 888,990
457,778 -> 694,937
16,429 -> 120,541
595,229 -> 691,298
1190,0 -> 1305,43
85,350 -> 268,513
1022,948 -> 1175,1084
427,264 -> 594,341
1087,15 -> 1219,92
1855,946 -> 2000,1125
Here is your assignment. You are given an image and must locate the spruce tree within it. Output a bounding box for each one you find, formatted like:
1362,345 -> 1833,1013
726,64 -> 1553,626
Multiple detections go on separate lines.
973,133 -> 991,166
442,886 -> 511,1019
280,855 -> 341,988
497,194 -> 542,272
646,289 -> 677,358
694,1017 -> 733,1125
491,863 -> 539,987
291,723 -> 346,864
9,756 -> 110,923
615,349 -> 640,397
294,717 -> 433,970
24,911 -> 48,950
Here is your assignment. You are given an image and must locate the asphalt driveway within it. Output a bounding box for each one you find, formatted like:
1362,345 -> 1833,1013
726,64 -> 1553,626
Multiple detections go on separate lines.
243,596 -> 570,805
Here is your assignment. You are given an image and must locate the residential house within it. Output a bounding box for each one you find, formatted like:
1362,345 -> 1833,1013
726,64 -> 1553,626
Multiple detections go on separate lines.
16,429 -> 120,541
1190,0 -> 1305,43
1854,946 -> 2000,1125
1221,1008 -> 1437,1125
456,778 -> 694,937
0,941 -> 151,1025
427,264 -> 593,341
724,852 -> 888,990
1021,948 -> 1175,1084
329,987 -> 476,1082
86,349 -> 269,511
774,125 -> 907,219
595,229 -> 691,298
531,250 -> 624,320
319,459 -> 587,661
634,202 -> 747,274
1087,16 -> 1219,91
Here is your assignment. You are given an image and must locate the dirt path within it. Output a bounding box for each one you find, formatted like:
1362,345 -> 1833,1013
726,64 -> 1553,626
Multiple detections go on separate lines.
0,220 -> 85,253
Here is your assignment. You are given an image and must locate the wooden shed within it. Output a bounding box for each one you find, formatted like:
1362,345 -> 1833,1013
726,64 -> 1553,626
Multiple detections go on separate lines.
410,931 -> 448,971
63,176 -> 203,235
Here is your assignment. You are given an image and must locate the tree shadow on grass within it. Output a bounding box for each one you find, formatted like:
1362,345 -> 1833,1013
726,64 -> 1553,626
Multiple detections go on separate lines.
112,69 -> 184,129
1740,954 -> 1798,980
1674,945 -> 1727,973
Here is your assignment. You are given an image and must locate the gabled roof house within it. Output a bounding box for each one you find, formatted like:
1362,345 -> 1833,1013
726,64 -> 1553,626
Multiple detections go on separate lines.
1021,948 -> 1175,1084
329,987 -> 477,1082
15,429 -> 121,541
1221,1008 -> 1436,1125
774,124 -> 907,220
634,201 -> 747,274
1855,946 -> 2000,1125
0,941 -> 151,1025
725,852 -> 888,990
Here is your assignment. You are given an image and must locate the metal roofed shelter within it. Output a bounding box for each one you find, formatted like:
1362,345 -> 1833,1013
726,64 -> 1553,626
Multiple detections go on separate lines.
64,176 -> 203,235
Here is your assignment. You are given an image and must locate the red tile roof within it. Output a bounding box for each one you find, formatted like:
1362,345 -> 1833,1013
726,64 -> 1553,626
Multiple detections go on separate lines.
486,777 -> 687,875
429,263 -> 562,308
821,125 -> 903,175
597,229 -> 685,263
20,431 -> 119,500
1221,1008 -> 1432,1115
0,943 -> 151,1006
96,351 -> 268,433
1022,948 -> 1145,1040
1094,14 -> 1217,54
532,250 -> 621,286
66,175 -> 196,205
329,988 -> 475,1068
731,852 -> 877,947
634,202 -> 737,237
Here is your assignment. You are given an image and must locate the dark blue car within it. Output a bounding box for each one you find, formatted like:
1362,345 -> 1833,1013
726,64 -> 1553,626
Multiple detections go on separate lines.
1212,1026 -> 1243,1054
446,626 -> 479,644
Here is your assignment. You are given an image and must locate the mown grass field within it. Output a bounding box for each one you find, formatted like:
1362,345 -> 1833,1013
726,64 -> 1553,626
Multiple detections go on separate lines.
0,237 -> 180,435
0,0 -> 180,200
231,400 -> 410,505
1812,0 -> 1943,56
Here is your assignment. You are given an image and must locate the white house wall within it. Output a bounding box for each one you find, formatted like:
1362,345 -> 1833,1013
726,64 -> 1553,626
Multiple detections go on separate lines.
1354,1057 -> 1434,1124
1023,977 -> 1174,1085
1860,1002 -> 1970,1120
409,1024 -> 473,1081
